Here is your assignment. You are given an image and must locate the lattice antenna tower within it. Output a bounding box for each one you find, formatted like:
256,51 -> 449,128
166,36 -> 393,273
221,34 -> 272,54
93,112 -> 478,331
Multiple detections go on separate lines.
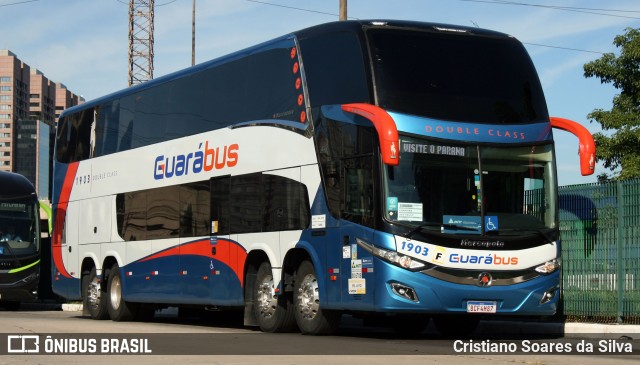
128,0 -> 154,86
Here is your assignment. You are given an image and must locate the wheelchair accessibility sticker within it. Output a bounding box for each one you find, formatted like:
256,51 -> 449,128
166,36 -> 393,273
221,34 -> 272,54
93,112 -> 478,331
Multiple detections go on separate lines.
484,216 -> 499,231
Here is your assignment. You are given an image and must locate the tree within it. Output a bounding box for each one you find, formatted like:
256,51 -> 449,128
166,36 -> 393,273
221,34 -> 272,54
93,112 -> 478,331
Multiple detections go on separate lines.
583,27 -> 640,181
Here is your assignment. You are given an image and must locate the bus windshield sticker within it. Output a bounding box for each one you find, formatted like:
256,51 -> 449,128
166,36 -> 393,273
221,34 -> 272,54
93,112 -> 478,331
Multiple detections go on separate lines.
402,142 -> 466,157
442,215 -> 481,234
387,197 -> 398,218
398,202 -> 423,221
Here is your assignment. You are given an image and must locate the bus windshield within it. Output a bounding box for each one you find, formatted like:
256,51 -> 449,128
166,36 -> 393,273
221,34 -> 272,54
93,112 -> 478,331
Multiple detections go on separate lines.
368,28 -> 548,124
384,137 -> 556,235
0,200 -> 39,257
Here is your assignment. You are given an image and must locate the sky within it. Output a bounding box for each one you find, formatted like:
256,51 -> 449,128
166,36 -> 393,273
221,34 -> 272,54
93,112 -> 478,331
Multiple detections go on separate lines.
1,0 -> 639,186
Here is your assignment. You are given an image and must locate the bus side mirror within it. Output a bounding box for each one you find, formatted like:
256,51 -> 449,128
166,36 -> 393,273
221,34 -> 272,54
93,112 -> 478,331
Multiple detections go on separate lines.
341,103 -> 399,166
550,117 -> 596,176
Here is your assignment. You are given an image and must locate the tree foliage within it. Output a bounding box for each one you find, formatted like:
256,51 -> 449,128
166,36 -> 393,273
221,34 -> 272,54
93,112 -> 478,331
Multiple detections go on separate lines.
584,27 -> 640,181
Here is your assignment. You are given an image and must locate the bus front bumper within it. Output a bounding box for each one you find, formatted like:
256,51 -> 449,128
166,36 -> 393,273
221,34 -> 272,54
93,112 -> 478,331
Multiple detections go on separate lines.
0,271 -> 40,302
372,259 -> 560,315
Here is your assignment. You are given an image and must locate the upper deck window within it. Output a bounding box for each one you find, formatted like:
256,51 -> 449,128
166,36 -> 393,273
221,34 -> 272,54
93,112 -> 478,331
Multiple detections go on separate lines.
368,28 -> 548,124
298,31 -> 371,107
55,42 -> 303,162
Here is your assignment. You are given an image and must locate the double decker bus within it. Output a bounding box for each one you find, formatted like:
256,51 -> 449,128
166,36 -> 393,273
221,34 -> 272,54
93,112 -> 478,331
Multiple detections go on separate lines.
0,171 -> 44,309
52,20 -> 595,335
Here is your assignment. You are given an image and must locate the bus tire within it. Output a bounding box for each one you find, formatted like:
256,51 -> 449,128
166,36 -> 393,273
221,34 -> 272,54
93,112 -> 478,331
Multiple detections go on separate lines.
254,261 -> 296,332
106,264 -> 138,321
294,260 -> 340,335
82,267 -> 109,320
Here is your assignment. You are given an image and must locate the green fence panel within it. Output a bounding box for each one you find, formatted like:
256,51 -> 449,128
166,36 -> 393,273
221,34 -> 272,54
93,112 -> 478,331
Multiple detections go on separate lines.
559,179 -> 640,324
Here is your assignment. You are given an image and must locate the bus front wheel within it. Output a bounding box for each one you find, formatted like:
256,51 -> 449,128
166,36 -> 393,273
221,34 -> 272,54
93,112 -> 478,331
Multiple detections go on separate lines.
82,267 -> 108,320
293,260 -> 340,335
106,264 -> 138,321
254,261 -> 296,332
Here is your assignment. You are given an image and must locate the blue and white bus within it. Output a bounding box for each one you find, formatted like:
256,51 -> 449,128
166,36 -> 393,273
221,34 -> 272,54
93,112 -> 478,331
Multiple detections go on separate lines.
52,20 -> 595,335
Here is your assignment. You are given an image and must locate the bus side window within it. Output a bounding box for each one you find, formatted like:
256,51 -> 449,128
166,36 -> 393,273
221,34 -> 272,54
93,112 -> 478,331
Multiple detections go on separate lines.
180,181 -> 211,237
210,177 -> 230,236
342,156 -> 374,227
230,174 -> 263,234
118,191 -> 147,241
262,174 -> 310,232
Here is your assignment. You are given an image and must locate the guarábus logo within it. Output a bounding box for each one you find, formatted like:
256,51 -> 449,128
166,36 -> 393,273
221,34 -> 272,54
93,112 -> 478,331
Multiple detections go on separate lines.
154,141 -> 239,180
449,253 -> 518,266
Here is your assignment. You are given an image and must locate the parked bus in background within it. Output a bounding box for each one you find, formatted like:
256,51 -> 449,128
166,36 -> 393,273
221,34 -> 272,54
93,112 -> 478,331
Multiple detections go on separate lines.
52,20 -> 595,335
0,171 -> 45,310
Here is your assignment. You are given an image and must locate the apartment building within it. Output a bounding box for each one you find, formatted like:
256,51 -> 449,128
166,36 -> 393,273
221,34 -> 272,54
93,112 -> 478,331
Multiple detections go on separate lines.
0,50 -> 83,199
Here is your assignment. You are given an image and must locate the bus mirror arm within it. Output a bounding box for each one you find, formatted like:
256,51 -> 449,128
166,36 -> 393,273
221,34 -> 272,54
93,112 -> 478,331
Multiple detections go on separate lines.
550,116 -> 596,176
341,103 -> 400,166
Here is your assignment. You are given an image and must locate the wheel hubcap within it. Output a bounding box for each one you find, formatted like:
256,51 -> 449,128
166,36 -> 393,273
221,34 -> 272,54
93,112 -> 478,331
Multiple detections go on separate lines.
297,273 -> 319,320
257,275 -> 277,319
87,278 -> 101,310
110,275 -> 121,311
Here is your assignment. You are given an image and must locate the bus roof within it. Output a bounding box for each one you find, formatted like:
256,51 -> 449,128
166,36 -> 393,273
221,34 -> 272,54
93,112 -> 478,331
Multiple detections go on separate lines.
0,171 -> 36,199
59,20 -> 513,118
294,19 -> 509,39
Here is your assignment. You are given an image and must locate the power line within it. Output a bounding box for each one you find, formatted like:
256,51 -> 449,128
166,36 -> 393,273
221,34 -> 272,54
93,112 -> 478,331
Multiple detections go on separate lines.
245,0 -> 608,55
461,0 -> 640,13
244,0 -> 359,19
459,0 -> 640,20
523,42 -> 607,55
115,0 -> 176,6
0,0 -> 39,7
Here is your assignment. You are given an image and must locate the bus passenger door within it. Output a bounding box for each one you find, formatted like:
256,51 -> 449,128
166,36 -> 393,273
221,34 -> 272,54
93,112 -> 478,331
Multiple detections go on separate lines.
340,156 -> 375,309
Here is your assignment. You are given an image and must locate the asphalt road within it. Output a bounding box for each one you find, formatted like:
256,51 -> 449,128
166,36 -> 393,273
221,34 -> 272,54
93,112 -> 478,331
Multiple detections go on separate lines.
0,304 -> 637,365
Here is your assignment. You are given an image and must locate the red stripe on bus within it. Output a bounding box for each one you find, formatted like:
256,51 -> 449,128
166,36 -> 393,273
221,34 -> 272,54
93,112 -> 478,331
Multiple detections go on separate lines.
52,162 -> 79,279
140,239 -> 248,286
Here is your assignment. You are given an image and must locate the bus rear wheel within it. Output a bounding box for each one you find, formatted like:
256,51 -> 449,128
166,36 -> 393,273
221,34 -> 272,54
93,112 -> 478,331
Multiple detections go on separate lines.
106,264 -> 138,321
294,260 -> 340,335
82,267 -> 108,320
254,261 -> 296,332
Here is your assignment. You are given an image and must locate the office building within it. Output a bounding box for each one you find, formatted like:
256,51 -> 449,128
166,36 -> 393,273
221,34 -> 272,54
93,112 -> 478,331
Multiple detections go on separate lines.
0,50 -> 83,199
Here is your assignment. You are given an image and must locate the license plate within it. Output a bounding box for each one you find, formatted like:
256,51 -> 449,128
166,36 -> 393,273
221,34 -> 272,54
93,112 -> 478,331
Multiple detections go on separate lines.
467,301 -> 497,313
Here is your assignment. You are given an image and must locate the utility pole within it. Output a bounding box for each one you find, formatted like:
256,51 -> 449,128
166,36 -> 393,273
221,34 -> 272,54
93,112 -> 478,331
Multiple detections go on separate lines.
192,0 -> 196,66
128,0 -> 155,86
339,0 -> 347,21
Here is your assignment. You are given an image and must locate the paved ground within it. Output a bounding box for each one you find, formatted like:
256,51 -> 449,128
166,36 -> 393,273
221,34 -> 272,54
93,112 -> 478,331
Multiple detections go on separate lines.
54,302 -> 640,338
2,304 -> 637,364
11,301 -> 637,339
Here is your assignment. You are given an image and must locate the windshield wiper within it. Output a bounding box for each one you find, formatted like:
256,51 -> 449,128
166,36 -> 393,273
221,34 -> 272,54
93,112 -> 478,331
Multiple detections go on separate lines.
404,222 -> 479,238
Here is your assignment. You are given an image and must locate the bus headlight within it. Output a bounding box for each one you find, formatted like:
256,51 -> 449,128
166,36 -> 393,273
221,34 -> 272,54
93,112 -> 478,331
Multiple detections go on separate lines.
535,258 -> 561,274
356,238 -> 429,270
